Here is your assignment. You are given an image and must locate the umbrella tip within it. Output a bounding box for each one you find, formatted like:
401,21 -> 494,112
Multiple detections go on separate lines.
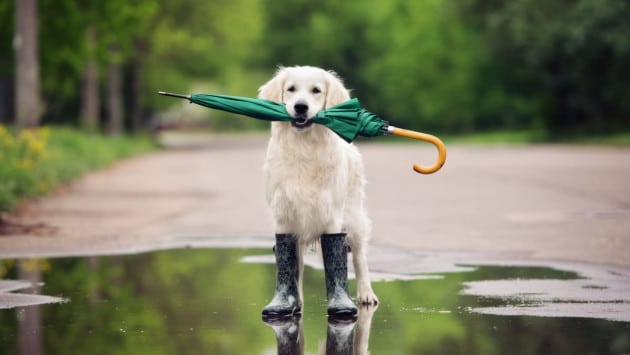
157,91 -> 190,100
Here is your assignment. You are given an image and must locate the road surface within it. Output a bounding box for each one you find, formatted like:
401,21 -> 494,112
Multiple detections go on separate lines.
1,133 -> 629,267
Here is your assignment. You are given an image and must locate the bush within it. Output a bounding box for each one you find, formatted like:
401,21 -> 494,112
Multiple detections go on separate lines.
0,125 -> 155,211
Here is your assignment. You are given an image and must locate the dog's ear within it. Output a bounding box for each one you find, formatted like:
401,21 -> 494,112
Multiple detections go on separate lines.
325,71 -> 351,109
258,67 -> 286,102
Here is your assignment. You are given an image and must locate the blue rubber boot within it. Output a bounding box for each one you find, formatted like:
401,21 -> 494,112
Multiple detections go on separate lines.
262,234 -> 301,316
321,233 -> 358,316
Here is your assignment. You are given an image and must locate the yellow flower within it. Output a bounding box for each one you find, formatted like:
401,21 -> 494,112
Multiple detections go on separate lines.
27,137 -> 46,156
18,129 -> 34,141
38,126 -> 50,139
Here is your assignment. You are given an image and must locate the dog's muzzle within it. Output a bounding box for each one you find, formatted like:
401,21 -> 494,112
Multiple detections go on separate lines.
291,118 -> 313,130
291,102 -> 313,130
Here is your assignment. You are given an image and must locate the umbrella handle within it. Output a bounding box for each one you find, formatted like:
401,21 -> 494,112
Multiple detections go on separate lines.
389,126 -> 447,174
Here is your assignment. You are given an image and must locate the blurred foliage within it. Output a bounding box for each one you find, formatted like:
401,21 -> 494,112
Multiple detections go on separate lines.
0,0 -> 628,136
457,0 -> 630,136
0,124 -> 155,211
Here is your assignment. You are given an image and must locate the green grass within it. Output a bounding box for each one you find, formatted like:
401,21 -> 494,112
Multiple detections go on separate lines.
42,127 -> 156,184
0,125 -> 157,212
442,130 -> 547,145
558,132 -> 630,146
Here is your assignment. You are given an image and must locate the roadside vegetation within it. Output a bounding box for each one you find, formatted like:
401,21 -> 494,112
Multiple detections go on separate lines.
444,131 -> 630,146
0,125 -> 155,212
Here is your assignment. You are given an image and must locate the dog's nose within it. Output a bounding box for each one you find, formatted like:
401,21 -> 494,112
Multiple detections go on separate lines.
294,102 -> 308,115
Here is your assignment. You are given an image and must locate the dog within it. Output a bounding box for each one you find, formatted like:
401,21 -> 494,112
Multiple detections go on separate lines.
259,66 -> 378,314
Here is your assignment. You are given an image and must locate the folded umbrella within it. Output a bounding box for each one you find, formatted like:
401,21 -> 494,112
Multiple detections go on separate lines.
158,91 -> 446,174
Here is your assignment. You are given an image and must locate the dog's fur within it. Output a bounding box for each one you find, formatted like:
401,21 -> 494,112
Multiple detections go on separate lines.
258,66 -> 378,305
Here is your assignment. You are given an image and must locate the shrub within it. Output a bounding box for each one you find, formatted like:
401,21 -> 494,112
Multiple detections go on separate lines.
0,125 -> 155,211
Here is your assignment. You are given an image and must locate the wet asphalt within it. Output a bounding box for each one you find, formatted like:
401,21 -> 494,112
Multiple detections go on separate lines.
1,133 -> 628,268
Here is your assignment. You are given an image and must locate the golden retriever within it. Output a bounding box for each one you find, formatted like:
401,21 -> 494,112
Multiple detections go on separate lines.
259,66 -> 378,313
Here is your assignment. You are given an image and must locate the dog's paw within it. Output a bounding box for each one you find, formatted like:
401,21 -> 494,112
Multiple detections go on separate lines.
357,285 -> 379,306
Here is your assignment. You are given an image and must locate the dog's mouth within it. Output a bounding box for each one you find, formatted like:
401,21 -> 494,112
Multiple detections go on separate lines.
291,118 -> 313,131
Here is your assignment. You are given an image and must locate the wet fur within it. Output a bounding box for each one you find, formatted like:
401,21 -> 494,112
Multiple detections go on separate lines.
259,66 -> 378,305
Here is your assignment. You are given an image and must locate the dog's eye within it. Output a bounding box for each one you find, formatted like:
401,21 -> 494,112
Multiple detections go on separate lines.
312,87 -> 322,94
287,86 -> 296,92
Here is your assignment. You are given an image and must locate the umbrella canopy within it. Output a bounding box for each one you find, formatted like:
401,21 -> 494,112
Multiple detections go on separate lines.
158,91 -> 446,174
312,98 -> 387,142
189,93 -> 292,122
181,93 -> 387,143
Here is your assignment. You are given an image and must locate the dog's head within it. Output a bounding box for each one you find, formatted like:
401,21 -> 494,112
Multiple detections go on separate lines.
258,66 -> 350,131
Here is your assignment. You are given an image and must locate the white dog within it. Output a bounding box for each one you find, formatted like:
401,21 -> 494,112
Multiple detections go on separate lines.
259,66 -> 378,317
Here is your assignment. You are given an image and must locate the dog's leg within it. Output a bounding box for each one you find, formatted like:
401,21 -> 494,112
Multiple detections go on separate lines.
321,233 -> 358,316
262,234 -> 302,316
345,205 -> 378,306
351,242 -> 379,306
354,303 -> 378,354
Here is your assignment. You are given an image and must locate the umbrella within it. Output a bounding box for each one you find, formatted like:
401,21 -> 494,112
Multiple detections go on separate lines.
158,91 -> 446,174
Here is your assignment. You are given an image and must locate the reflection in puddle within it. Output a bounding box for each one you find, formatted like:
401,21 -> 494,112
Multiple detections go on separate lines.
0,247 -> 629,354
263,305 -> 376,355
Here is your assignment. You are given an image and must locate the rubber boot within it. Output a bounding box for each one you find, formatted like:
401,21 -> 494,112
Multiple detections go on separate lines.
321,233 -> 358,316
263,315 -> 303,355
262,234 -> 301,316
325,317 -> 356,355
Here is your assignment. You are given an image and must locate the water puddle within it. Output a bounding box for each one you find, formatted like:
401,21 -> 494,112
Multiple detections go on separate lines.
1,244 -> 629,354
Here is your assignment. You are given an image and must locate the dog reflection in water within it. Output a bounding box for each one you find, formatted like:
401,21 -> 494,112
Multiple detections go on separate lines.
263,306 -> 377,355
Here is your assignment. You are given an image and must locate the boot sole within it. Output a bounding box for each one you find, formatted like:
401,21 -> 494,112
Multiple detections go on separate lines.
327,307 -> 358,316
261,307 -> 302,317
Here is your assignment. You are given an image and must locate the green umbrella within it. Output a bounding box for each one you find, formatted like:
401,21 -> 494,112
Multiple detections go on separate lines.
158,91 -> 446,174
159,92 -> 384,143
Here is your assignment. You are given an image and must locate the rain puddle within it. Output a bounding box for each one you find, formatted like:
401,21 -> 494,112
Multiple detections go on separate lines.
1,244 -> 629,354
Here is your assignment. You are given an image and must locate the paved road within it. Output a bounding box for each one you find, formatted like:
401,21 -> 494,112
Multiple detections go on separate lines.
1,134 -> 629,267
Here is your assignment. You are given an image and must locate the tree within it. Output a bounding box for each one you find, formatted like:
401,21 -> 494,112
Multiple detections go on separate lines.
14,0 -> 41,129
106,45 -> 123,136
79,26 -> 99,132
459,0 -> 630,135
261,0 -> 490,133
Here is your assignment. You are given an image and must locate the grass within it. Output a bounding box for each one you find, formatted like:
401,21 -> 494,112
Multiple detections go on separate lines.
0,125 -> 157,212
558,132 -> 630,146
442,130 -> 547,145
460,130 -> 630,146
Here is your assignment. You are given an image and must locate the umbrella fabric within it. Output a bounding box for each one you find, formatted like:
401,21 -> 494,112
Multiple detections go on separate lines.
313,98 -> 387,142
189,94 -> 291,121
188,94 -> 387,143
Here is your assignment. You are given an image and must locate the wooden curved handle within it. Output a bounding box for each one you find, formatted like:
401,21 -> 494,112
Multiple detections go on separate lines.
390,127 -> 447,174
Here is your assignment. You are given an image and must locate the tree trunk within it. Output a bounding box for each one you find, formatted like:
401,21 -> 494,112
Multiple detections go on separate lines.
80,26 -> 99,132
106,46 -> 123,136
14,0 -> 41,129
130,58 -> 142,133
130,38 -> 148,133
